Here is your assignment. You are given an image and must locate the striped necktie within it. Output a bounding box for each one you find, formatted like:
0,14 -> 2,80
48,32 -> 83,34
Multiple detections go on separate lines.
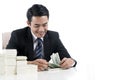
34,38 -> 43,59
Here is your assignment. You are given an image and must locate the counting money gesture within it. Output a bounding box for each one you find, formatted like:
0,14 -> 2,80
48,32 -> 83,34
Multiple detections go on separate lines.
60,58 -> 75,69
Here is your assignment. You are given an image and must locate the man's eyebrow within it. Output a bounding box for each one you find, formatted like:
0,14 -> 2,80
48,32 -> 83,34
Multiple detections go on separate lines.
43,22 -> 48,24
34,22 -> 48,25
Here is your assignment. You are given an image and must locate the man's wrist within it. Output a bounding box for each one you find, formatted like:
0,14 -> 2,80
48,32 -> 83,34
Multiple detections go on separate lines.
71,59 -> 77,67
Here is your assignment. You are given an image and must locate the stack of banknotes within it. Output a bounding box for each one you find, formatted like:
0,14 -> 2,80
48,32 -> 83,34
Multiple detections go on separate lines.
49,53 -> 61,68
16,56 -> 37,74
0,49 -> 17,75
0,49 -> 37,75
0,50 -> 62,75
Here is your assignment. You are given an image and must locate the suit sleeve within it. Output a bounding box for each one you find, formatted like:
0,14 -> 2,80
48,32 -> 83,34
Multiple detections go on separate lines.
55,32 -> 77,67
55,33 -> 71,59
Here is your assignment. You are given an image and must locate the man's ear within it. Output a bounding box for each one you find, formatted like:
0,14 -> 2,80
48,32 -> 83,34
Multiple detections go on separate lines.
27,21 -> 31,26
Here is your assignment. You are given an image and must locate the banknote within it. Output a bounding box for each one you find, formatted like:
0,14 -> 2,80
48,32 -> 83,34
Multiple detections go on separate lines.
49,53 -> 61,68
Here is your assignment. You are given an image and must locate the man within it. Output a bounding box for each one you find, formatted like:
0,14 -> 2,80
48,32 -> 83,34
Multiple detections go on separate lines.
6,4 -> 77,71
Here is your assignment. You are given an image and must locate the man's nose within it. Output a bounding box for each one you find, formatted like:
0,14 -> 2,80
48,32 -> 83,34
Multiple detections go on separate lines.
38,26 -> 44,31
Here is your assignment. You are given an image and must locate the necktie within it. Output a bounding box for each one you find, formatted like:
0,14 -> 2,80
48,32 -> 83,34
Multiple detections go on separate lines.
34,38 -> 43,59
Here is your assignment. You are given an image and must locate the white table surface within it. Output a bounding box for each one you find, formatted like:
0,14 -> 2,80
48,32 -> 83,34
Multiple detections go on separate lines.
0,68 -> 79,80
0,63 -> 97,80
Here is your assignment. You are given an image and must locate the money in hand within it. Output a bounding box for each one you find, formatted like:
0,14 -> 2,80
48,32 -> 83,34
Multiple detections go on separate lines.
49,53 -> 61,68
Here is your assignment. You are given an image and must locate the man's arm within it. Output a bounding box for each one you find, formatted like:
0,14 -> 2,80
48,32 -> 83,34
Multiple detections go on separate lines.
27,59 -> 48,71
54,32 -> 77,67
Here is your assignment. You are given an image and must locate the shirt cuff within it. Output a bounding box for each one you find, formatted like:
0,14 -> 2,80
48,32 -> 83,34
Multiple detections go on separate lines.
71,61 -> 75,67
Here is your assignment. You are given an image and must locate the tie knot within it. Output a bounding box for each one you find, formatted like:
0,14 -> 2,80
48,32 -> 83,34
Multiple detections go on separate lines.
37,38 -> 42,42
36,38 -> 42,45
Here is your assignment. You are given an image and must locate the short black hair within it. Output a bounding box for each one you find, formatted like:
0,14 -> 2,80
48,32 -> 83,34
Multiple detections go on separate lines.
27,4 -> 49,22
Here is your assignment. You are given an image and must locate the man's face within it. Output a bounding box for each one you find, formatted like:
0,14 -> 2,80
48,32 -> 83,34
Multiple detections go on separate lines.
27,16 -> 48,38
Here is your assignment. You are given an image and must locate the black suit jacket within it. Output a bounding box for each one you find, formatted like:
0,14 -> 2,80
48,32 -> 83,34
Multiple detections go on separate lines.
6,27 -> 76,65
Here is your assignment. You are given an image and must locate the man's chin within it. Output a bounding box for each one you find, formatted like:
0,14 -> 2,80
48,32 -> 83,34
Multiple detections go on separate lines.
37,34 -> 45,38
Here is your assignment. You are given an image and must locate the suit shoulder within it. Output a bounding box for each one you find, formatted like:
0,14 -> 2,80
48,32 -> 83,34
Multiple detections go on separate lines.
47,30 -> 59,37
47,30 -> 59,35
10,27 -> 31,40
12,27 -> 30,36
12,27 -> 29,33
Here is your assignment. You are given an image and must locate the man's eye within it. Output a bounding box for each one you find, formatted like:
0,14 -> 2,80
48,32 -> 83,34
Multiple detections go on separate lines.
43,24 -> 47,27
34,25 -> 39,28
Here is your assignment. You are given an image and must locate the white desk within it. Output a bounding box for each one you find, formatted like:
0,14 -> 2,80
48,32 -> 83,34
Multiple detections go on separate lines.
0,63 -> 96,80
0,68 -> 78,80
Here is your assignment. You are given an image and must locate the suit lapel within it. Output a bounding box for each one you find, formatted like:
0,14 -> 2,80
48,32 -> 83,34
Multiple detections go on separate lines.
43,32 -> 51,61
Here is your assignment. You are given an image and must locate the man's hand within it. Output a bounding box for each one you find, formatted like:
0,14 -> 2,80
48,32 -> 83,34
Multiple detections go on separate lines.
27,59 -> 48,71
60,58 -> 75,69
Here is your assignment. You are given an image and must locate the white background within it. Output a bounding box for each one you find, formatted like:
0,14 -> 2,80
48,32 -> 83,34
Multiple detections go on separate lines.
0,0 -> 120,80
